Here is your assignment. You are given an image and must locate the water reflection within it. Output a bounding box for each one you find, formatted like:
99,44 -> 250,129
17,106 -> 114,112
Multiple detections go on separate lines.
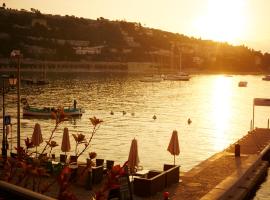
210,76 -> 233,151
1,74 -> 270,173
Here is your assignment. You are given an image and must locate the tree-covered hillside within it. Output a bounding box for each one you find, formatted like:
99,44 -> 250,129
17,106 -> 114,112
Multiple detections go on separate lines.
0,7 -> 270,72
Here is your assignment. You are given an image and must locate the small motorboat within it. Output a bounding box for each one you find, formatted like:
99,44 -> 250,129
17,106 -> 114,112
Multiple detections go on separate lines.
238,81 -> 248,87
140,75 -> 163,82
262,75 -> 270,81
23,107 -> 83,117
21,98 -> 83,118
164,73 -> 191,81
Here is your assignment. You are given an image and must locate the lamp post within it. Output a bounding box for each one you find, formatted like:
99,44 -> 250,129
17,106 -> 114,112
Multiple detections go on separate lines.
1,75 -> 17,157
10,50 -> 22,150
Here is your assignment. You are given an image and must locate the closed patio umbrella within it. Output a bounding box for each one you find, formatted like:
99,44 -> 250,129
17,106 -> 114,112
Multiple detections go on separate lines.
31,123 -> 43,157
128,138 -> 139,174
167,130 -> 180,165
61,127 -> 71,155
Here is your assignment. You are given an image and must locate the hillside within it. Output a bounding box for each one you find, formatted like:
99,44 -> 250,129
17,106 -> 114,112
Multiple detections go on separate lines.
1,7 -> 270,72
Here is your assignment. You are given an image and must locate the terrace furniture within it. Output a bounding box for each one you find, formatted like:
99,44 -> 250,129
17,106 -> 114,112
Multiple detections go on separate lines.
92,165 -> 104,184
68,156 -> 78,182
106,160 -> 114,171
60,154 -> 67,163
96,158 -> 104,167
104,160 -> 115,174
10,152 -> 18,158
163,164 -> 180,187
69,155 -> 78,165
133,170 -> 166,197
133,165 -> 180,197
76,165 -> 91,188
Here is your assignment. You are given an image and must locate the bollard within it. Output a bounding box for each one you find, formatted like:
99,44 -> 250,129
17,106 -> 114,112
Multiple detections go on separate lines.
163,192 -> 169,200
235,144 -> 240,157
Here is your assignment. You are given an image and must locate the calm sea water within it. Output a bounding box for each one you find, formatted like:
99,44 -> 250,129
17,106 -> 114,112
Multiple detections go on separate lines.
1,74 -> 270,197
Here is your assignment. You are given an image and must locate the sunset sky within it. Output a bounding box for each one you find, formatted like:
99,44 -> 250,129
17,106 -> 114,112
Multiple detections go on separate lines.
5,0 -> 270,53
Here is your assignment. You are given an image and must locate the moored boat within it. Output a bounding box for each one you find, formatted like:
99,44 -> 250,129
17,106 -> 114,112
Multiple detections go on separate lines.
262,75 -> 270,81
238,81 -> 248,87
165,52 -> 191,81
21,98 -> 83,117
164,73 -> 191,81
140,75 -> 163,82
23,107 -> 83,117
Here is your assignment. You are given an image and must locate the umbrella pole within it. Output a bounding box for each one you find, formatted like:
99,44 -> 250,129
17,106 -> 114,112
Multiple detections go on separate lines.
36,146 -> 38,158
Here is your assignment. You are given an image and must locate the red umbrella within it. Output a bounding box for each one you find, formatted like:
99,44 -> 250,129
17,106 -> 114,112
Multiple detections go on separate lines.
31,123 -> 43,157
167,130 -> 180,165
61,127 -> 71,155
128,138 -> 139,174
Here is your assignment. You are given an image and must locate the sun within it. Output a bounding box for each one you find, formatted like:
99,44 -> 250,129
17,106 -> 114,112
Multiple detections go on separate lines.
195,0 -> 246,43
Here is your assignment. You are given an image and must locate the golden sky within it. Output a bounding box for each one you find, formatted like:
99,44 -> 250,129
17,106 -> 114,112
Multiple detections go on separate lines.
5,0 -> 270,52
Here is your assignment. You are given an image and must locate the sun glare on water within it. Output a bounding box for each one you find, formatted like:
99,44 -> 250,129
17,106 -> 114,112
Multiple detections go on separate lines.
195,0 -> 246,43
210,76 -> 233,150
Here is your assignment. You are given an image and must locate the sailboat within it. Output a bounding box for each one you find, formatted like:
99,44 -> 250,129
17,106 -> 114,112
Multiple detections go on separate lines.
21,63 -> 49,85
164,52 -> 190,81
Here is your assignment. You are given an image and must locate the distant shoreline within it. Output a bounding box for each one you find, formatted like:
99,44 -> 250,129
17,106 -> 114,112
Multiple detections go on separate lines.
0,59 -> 268,75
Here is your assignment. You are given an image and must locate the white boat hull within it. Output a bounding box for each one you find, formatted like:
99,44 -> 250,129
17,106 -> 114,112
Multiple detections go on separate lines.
164,74 -> 190,81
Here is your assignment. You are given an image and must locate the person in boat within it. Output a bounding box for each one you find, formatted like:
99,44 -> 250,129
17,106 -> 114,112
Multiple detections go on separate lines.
188,118 -> 192,124
73,99 -> 77,109
24,103 -> 30,110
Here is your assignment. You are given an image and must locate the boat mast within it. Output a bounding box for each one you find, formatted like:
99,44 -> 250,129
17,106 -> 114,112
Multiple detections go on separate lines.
179,51 -> 182,74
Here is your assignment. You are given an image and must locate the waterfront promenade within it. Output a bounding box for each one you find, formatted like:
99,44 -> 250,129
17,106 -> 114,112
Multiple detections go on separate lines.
143,128 -> 270,200
0,128 -> 269,200
43,128 -> 270,199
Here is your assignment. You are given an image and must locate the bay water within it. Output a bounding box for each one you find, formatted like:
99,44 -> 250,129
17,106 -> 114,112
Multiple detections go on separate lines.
1,74 -> 270,197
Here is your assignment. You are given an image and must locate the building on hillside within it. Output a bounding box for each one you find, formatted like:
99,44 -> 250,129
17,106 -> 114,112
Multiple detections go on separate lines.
110,48 -> 118,53
122,49 -> 132,53
193,56 -> 204,65
145,29 -> 153,36
120,29 -> 140,47
255,56 -> 262,65
24,45 -> 55,55
32,18 -> 47,27
74,46 -> 104,55
54,39 -> 90,47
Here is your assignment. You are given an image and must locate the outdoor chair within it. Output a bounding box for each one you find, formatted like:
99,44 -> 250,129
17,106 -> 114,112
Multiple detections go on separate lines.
76,165 -> 92,188
163,164 -> 180,187
68,156 -> 78,182
96,158 -> 104,167
10,152 -> 18,158
69,155 -> 78,165
133,170 -> 166,197
92,165 -> 104,184
60,154 -> 67,163
106,160 -> 114,171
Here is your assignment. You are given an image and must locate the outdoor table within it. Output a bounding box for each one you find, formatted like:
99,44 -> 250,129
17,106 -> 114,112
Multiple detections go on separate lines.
135,169 -> 149,178
129,175 -> 141,182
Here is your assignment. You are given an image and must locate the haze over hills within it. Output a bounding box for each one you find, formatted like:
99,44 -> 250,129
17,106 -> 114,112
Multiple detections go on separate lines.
1,6 -> 270,73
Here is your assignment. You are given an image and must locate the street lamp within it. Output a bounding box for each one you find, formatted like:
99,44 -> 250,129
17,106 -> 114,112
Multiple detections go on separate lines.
10,50 -> 22,150
1,74 -> 17,157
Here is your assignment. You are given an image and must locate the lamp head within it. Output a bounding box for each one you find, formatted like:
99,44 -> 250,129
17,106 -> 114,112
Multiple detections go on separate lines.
8,75 -> 17,86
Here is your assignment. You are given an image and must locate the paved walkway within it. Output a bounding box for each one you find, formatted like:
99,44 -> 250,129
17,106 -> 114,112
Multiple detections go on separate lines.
137,128 -> 270,200
1,128 -> 270,200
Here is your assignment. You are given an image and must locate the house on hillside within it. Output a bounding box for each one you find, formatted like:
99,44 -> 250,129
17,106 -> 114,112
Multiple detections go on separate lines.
31,18 -> 47,27
74,46 -> 104,55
